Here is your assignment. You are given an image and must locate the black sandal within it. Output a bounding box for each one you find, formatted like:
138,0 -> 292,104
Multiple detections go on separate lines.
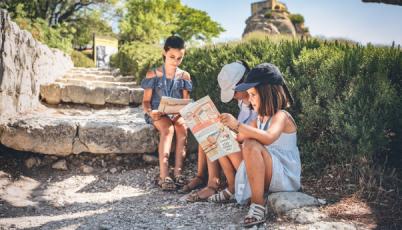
158,177 -> 177,191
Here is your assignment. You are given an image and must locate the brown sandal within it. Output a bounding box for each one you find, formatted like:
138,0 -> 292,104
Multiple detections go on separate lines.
186,186 -> 217,203
158,177 -> 177,191
178,176 -> 205,194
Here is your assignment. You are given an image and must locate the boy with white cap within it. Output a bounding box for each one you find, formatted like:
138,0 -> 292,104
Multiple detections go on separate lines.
185,61 -> 257,202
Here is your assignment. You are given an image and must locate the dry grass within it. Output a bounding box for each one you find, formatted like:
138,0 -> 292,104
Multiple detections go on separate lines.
302,159 -> 402,229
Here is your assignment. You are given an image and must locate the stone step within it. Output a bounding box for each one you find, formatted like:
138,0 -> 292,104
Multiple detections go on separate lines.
40,82 -> 143,106
0,107 -> 158,156
63,74 -> 136,83
55,78 -> 137,88
68,70 -> 118,76
69,68 -> 120,75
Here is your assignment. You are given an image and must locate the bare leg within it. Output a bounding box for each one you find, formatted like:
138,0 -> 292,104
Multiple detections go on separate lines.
218,151 -> 242,194
180,145 -> 208,193
173,117 -> 188,176
153,117 -> 175,179
242,139 -> 273,206
195,154 -> 221,199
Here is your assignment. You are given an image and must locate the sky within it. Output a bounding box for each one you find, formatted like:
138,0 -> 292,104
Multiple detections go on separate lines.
181,0 -> 402,46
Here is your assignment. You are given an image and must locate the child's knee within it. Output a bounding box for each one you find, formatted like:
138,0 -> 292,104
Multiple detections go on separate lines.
242,139 -> 261,156
159,125 -> 174,136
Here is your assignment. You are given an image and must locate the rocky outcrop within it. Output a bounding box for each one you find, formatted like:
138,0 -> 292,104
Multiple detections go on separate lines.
362,0 -> 402,6
243,2 -> 309,37
0,9 -> 73,121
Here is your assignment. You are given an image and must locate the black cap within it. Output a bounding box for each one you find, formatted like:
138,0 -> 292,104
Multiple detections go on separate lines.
234,63 -> 284,91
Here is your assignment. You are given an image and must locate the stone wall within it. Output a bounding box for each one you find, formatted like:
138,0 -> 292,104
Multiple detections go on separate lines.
0,10 -> 73,121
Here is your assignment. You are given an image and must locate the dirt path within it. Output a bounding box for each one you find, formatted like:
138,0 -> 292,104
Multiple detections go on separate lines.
0,146 -> 380,229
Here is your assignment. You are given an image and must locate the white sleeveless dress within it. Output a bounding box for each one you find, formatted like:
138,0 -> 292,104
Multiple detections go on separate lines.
235,110 -> 301,204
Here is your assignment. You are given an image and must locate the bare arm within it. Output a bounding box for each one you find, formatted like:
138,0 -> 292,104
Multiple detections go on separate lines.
142,70 -> 164,120
142,88 -> 153,114
220,112 -> 288,145
181,71 -> 191,99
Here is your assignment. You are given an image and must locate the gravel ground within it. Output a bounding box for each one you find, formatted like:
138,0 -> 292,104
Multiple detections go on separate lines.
0,146 -> 370,229
0,147 -> 272,229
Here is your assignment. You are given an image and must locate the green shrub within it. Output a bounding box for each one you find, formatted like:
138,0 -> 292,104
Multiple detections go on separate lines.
265,12 -> 273,19
112,35 -> 402,174
110,41 -> 162,80
180,37 -> 402,174
15,17 -> 74,54
71,50 -> 95,67
289,14 -> 305,25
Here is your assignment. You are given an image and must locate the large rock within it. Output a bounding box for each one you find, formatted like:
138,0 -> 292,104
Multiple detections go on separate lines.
244,11 -> 296,37
268,192 -> 321,214
0,107 -> 159,155
0,10 -> 73,120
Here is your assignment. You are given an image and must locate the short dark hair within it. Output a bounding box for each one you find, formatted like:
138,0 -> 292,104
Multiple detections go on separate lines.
255,84 -> 292,117
164,35 -> 185,51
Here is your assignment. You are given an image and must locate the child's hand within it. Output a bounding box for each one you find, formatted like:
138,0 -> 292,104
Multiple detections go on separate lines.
150,110 -> 162,121
219,113 -> 239,130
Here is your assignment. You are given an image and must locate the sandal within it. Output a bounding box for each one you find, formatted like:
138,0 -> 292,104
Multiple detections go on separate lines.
174,174 -> 187,188
208,188 -> 235,203
242,203 -> 267,227
186,186 -> 217,203
158,177 -> 177,191
178,175 -> 205,194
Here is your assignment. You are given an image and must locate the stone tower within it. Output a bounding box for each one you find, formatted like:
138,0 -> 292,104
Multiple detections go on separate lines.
251,0 -> 277,15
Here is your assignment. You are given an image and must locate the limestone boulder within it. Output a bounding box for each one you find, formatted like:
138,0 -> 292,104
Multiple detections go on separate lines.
0,117 -> 77,156
268,192 -> 321,214
78,121 -> 158,154
0,107 -> 159,156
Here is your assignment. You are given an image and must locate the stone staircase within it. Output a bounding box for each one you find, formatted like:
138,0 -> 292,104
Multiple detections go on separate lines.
40,68 -> 143,106
0,68 -> 161,156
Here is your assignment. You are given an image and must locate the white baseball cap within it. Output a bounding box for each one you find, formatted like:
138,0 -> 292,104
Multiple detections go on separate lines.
217,62 -> 247,103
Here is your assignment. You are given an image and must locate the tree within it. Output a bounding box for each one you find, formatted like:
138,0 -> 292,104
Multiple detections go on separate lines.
177,6 -> 224,41
119,0 -> 180,43
70,10 -> 115,49
0,0 -> 117,26
119,0 -> 224,43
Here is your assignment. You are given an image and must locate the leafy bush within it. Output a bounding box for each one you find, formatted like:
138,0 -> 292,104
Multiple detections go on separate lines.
110,41 -> 162,80
112,36 -> 401,175
179,37 -> 402,174
265,12 -> 273,19
289,14 -> 305,25
71,51 -> 95,67
15,17 -> 74,53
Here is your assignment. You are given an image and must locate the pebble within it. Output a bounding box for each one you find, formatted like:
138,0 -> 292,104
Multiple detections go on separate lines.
52,159 -> 68,170
25,157 -> 39,169
80,165 -> 94,174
